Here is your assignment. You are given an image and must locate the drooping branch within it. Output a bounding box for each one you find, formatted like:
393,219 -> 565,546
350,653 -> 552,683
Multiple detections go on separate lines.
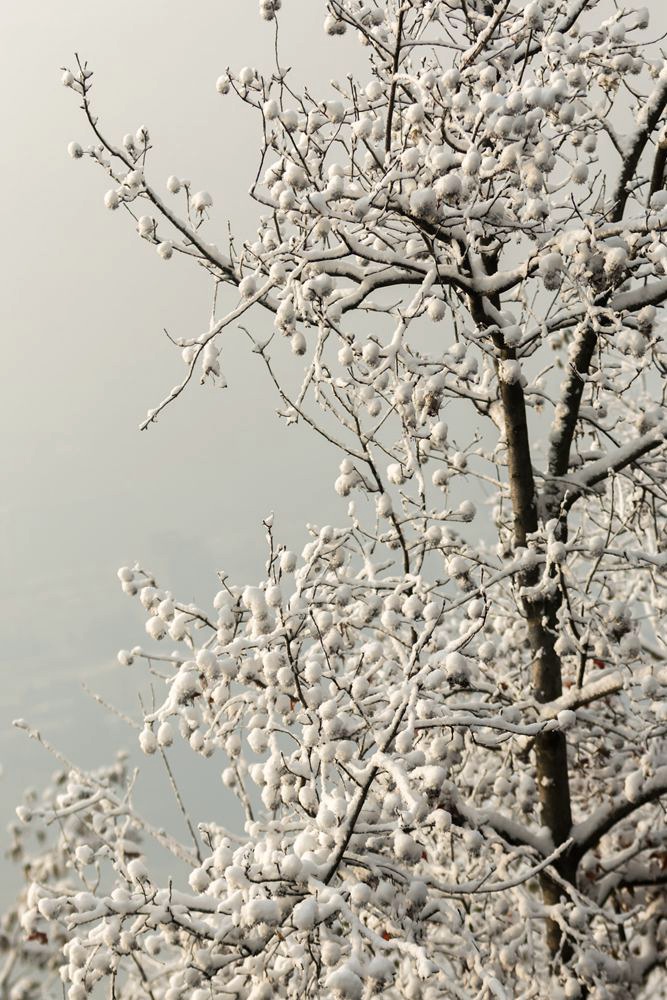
572,767 -> 667,861
553,428 -> 667,512
539,672 -> 624,718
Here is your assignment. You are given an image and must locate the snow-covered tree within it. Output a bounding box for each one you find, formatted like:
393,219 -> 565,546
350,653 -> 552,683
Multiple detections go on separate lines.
8,1 -> 667,996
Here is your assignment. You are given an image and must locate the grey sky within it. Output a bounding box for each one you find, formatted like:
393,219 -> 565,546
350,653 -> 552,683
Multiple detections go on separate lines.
0,1 -> 368,899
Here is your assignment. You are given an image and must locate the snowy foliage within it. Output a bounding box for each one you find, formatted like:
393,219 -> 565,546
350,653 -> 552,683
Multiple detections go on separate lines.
6,1 -> 667,997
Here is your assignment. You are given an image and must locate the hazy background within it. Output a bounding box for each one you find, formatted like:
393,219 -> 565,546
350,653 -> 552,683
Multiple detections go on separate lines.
0,0 -> 367,898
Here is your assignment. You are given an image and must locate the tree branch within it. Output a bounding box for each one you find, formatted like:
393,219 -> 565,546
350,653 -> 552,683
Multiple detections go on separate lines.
557,428 -> 667,509
384,6 -> 405,154
609,75 -> 667,222
572,767 -> 667,860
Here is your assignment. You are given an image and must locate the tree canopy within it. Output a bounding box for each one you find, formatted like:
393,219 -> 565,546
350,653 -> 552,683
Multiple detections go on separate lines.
5,2 -> 667,998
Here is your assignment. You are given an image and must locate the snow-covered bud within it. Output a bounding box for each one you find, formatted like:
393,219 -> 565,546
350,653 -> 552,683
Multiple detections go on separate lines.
387,463 -> 405,486
104,189 -> 120,210
145,615 -> 166,640
637,304 -> 656,332
338,343 -> 353,366
280,550 -> 297,573
478,640 -> 495,662
75,845 -> 95,866
238,66 -> 256,86
157,241 -> 173,260
524,197 -> 548,221
524,2 -> 544,30
137,215 -> 155,236
276,297 -> 295,329
406,102 -> 425,125
605,246 -> 627,279
427,297 -> 446,322
291,331 -> 307,355
166,175 -> 181,193
394,145 -> 421,180
157,721 -> 174,746
431,421 -> 448,445
393,830 -> 422,862
447,555 -> 468,577
259,0 -> 279,21
189,865 -> 210,893
557,710 -> 577,731
239,275 -> 257,298
124,169 -> 144,188
650,189 -> 667,211
571,163 -> 588,184
280,109 -> 299,132
139,727 -> 158,755
67,141 -> 84,159
326,100 -> 345,124
539,252 -> 564,281
410,187 -> 437,219
259,99 -> 279,123
127,858 -> 149,882
548,540 -> 567,564
462,148 -> 481,176
441,68 -> 460,91
362,340 -> 380,366
459,499 -> 475,521
192,190 -> 213,213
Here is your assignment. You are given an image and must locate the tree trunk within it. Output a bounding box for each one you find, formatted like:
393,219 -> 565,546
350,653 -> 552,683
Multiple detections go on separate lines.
498,344 -> 575,959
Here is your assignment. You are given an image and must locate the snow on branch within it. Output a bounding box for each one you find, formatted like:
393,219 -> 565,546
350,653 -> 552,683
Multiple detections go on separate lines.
573,767 -> 667,859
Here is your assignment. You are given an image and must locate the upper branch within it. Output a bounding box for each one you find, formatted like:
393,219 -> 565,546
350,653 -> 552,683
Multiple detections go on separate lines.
609,74 -> 667,223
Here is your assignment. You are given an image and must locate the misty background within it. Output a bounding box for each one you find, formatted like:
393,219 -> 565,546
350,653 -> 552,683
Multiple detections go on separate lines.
0,0 -> 369,898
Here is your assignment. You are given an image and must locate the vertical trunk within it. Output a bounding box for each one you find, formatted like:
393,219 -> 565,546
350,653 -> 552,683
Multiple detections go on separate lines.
527,608 -> 576,956
497,344 -> 575,958
468,279 -> 575,954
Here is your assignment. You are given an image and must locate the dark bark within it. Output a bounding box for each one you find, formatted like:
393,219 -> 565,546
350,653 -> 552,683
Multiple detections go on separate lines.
546,326 -> 598,487
470,286 -> 575,959
609,82 -> 667,222
527,608 -> 576,957
649,137 -> 667,200
384,8 -> 404,154
498,377 -> 539,547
